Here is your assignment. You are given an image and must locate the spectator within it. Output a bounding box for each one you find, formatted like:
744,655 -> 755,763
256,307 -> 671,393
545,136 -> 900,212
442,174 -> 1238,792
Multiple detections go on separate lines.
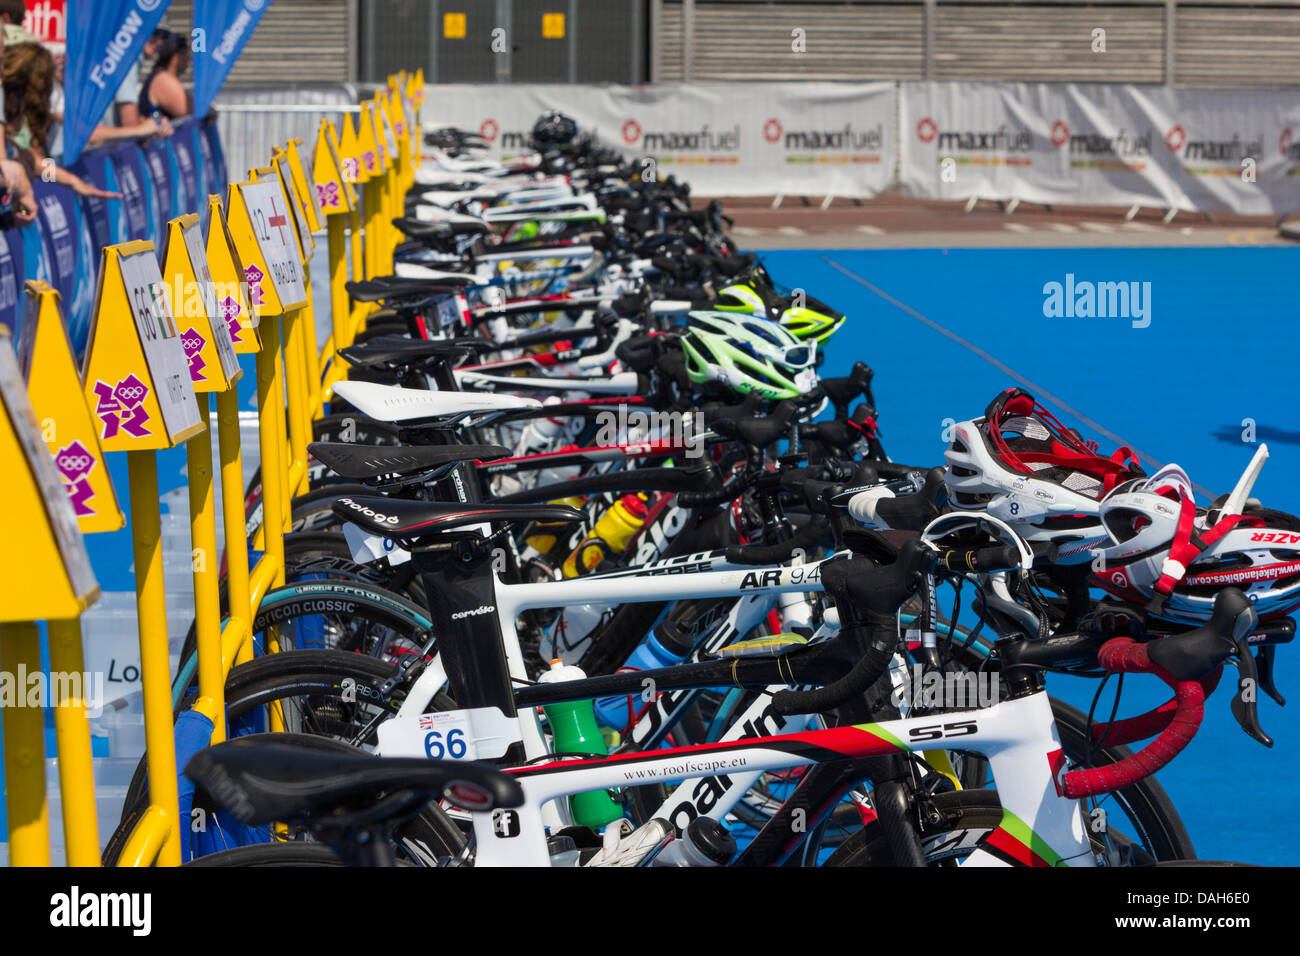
42,40 -> 165,162
139,32 -> 192,121
3,43 -> 121,203
0,0 -> 25,32
116,29 -> 171,127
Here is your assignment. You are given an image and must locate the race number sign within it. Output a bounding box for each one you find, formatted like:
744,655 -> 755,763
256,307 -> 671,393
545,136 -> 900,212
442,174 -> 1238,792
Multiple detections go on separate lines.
20,281 -> 123,533
205,194 -> 261,353
275,153 -> 314,261
287,138 -> 325,232
312,119 -> 355,214
226,180 -> 309,315
81,241 -> 204,451
164,213 -> 241,392
0,328 -> 100,622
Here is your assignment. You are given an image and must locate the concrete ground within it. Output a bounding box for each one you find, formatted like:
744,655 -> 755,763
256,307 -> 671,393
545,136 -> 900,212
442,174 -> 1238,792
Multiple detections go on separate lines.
701,195 -> 1295,248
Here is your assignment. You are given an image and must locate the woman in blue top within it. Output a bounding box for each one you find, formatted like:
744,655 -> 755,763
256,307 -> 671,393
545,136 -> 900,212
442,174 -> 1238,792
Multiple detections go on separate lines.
138,32 -> 193,122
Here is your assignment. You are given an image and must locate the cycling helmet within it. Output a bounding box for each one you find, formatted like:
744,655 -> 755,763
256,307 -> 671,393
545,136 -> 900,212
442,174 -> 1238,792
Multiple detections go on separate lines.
531,111 -> 579,148
680,312 -> 817,400
712,275 -> 846,344
778,303 -> 846,345
687,311 -> 816,370
943,388 -> 1144,563
1093,462 -> 1300,623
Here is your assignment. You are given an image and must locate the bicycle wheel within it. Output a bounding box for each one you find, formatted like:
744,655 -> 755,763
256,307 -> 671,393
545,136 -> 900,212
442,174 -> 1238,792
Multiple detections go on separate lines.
106,651 -> 441,864
173,578 -> 434,709
185,844 -> 345,866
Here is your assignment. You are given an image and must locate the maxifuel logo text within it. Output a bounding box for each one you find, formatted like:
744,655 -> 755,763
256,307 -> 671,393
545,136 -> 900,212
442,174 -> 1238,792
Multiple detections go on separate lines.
764,118 -> 884,164
623,119 -> 740,164
918,118 -> 1034,168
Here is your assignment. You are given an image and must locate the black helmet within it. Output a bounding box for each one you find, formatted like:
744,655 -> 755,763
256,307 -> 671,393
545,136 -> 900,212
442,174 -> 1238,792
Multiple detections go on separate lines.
531,111 -> 578,147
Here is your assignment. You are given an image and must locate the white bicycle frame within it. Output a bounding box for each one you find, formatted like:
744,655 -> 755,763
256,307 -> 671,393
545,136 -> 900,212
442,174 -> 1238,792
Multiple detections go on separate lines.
386,551 -> 831,830
467,688 -> 1093,867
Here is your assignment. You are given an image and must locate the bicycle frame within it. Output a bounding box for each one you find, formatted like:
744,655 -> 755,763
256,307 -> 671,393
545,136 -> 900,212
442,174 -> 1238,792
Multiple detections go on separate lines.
386,549 -> 829,828
468,688 -> 1093,867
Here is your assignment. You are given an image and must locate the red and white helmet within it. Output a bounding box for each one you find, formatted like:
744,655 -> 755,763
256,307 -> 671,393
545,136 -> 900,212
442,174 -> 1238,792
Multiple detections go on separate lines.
1093,463 -> 1300,623
943,389 -> 1144,564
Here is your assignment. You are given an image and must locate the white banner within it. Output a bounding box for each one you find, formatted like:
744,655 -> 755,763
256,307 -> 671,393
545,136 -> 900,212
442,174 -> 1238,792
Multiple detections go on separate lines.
901,82 -> 1300,214
421,82 -> 1300,214
422,82 -> 896,197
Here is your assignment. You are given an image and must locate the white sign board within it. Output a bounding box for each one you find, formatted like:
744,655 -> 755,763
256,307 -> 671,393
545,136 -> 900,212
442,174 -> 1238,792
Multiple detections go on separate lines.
182,219 -> 241,383
117,248 -> 203,440
276,155 -> 314,259
242,180 -> 308,309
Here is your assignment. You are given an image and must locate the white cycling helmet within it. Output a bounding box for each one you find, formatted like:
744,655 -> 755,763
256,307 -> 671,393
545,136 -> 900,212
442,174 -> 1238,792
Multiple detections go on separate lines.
943,389 -> 1144,563
1093,462 -> 1300,623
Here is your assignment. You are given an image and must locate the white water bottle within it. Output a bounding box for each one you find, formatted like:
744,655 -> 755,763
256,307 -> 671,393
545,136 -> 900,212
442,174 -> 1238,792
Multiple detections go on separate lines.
650,817 -> 736,867
540,605 -> 607,664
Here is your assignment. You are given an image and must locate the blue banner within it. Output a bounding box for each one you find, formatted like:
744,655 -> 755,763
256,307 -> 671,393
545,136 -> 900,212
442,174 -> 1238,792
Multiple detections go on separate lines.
0,231 -> 21,338
63,0 -> 175,164
192,0 -> 272,119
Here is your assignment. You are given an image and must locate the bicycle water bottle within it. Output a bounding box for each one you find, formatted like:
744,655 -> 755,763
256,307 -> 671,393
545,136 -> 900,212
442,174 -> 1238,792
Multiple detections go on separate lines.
561,494 -> 649,578
650,817 -> 736,867
540,603 -> 607,664
538,660 -> 624,828
521,495 -> 586,567
593,627 -> 689,729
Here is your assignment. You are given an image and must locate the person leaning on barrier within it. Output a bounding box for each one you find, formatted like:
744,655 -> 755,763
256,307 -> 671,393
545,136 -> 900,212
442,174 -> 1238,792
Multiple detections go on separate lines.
116,28 -> 172,128
2,43 -> 124,205
41,40 -> 171,161
139,31 -> 192,122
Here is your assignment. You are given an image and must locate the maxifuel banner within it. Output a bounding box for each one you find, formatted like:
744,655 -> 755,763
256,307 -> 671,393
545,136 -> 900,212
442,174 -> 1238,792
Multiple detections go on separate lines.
422,81 -> 1299,213
900,82 -> 1300,213
422,83 -> 896,197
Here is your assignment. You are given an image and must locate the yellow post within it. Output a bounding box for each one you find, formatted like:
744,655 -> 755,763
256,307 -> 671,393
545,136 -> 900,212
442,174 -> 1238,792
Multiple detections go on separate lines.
326,214 -> 350,386
363,177 -> 382,287
46,617 -> 101,866
255,315 -> 286,733
255,313 -> 287,593
215,388 -> 253,677
0,621 -> 50,866
283,308 -> 312,499
126,449 -> 181,866
186,394 -> 225,743
300,289 -> 325,420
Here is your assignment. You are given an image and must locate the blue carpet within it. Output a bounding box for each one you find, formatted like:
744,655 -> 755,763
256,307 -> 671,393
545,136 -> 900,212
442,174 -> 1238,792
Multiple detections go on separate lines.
761,245 -> 1299,865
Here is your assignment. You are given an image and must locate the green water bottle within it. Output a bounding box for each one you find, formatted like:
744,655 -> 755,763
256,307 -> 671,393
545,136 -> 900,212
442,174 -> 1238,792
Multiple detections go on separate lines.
539,659 -> 624,828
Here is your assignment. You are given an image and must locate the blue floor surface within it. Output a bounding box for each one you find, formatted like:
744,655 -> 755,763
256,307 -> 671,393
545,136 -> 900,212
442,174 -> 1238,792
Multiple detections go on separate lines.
761,245 -> 1299,865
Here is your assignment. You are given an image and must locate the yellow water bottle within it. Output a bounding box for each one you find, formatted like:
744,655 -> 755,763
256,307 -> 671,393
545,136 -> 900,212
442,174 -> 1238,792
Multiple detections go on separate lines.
562,493 -> 649,578
523,495 -> 586,558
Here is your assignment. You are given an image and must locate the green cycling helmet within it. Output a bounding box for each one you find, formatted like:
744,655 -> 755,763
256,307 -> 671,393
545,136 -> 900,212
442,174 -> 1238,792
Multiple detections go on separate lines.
680,311 -> 818,400
713,275 -> 846,345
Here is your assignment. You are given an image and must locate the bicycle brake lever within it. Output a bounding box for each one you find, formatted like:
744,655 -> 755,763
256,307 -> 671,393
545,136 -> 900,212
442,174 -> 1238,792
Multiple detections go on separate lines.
1255,644 -> 1286,707
1229,637 -> 1273,747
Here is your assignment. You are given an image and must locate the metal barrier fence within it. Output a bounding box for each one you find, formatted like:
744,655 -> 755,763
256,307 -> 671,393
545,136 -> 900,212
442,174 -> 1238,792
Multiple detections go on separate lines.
213,86 -> 362,185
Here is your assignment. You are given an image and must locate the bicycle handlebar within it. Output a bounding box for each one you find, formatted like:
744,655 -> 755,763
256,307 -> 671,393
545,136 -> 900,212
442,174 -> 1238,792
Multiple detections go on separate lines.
724,516 -> 829,565
1060,640 -> 1207,799
1060,588 -> 1257,798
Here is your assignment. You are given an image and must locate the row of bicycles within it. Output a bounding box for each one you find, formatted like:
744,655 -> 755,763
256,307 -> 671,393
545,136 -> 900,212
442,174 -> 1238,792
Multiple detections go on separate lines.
124,112 -> 1295,867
